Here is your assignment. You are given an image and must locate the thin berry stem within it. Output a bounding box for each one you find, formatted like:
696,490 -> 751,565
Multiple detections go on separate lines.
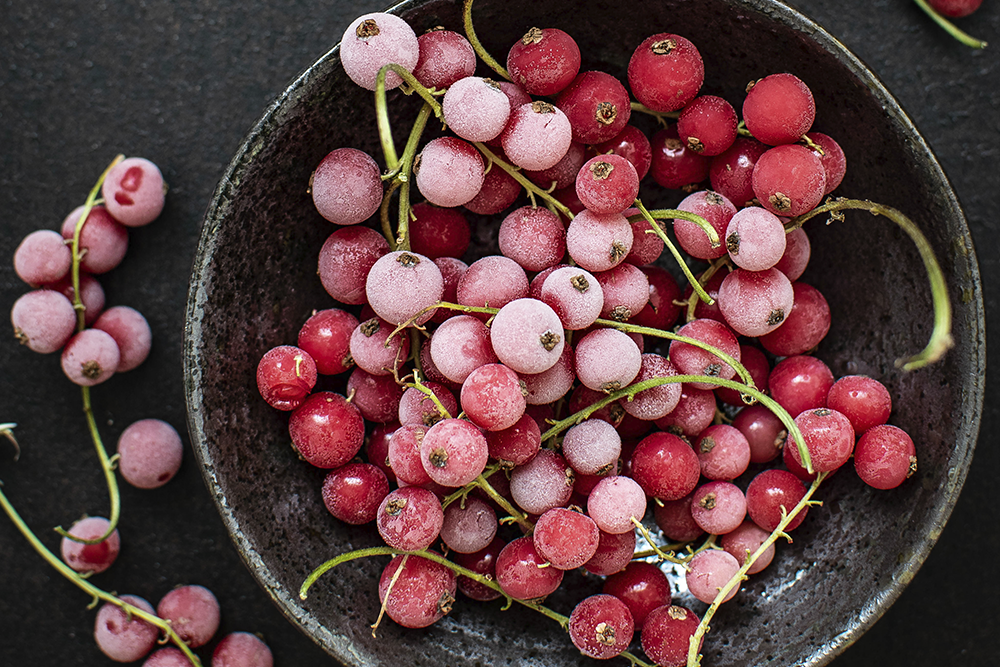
475,472 -> 534,532
374,64 -> 443,174
70,155 -> 124,331
0,484 -> 202,666
539,373 -> 810,473
2,423 -> 20,461
60,156 -> 126,545
403,370 -> 452,421
681,258 -> 728,323
440,463 -> 501,510
788,198 -> 953,370
912,0 -> 987,48
299,544 -> 652,666
473,142 -> 574,220
379,179 -> 402,249
394,102 -> 435,251
630,517 -> 690,565
686,472 -> 828,667
592,317 -> 753,387
462,0 -> 511,82
631,202 -> 716,305
55,385 -> 122,545
629,102 -> 680,126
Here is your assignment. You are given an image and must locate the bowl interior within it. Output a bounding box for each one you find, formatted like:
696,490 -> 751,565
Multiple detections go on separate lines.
184,0 -> 985,665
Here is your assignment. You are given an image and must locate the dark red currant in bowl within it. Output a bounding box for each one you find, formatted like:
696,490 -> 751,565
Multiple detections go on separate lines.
184,1 -> 983,666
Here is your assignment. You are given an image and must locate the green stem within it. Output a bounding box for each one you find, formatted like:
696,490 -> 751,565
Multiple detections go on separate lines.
684,258 -> 728,323
374,64 -> 443,174
394,102 -> 434,251
70,155 -> 124,331
788,198 -> 953,370
630,518 -> 690,564
631,202 -> 715,305
1,423 -> 21,461
462,0 -> 511,81
540,373 -> 810,473
441,463 -> 501,510
59,156 -> 125,545
379,179 -> 402,249
0,485 -> 202,666
634,208 -> 721,248
912,0 -> 987,48
592,317 -> 754,387
55,386 -> 121,544
629,102 -> 680,126
300,545 -> 652,666
686,473 -> 828,667
474,142 -> 574,220
476,473 -> 534,532
405,370 -> 452,421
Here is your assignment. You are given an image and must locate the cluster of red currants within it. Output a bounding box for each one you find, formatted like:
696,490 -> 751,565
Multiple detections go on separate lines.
90,584 -> 271,667
7,157 -> 273,666
256,11 -> 919,666
11,157 -> 162,386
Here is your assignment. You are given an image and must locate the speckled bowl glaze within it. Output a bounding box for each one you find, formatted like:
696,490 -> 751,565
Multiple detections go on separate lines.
184,0 -> 984,665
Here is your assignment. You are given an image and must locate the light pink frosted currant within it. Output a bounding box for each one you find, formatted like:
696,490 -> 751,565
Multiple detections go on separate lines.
311,148 -> 383,225
61,328 -> 120,386
100,157 -> 165,227
340,12 -> 419,91
620,353 -> 681,421
489,298 -> 565,374
717,267 -> 795,337
498,205 -> 567,273
365,250 -> 444,326
561,418 -> 621,476
725,205 -> 787,271
519,345 -> 575,405
415,136 -> 485,208
575,328 -> 641,393
540,266 -> 604,331
443,76 -> 511,142
501,101 -> 573,171
412,29 -> 476,90
587,475 -> 647,534
14,230 -> 72,286
565,210 -> 633,273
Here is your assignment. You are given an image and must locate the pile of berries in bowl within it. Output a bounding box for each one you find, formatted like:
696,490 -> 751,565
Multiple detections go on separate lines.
183,0 -> 984,665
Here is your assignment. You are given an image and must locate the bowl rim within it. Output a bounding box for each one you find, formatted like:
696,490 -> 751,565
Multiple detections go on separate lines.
183,0 -> 986,664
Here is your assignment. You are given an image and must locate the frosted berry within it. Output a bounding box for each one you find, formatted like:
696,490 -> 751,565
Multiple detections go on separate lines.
365,250 -> 444,326
14,229 -> 72,286
212,632 -> 274,667
341,13 -> 419,91
412,28 -> 476,90
11,289 -> 77,354
627,33 -> 704,112
117,418 -> 184,489
156,584 -> 220,648
568,594 -> 634,659
101,157 -> 166,227
443,76 -> 511,142
415,137 -> 485,208
60,516 -> 120,574
61,328 -> 120,386
311,148 -> 383,225
94,595 -> 158,662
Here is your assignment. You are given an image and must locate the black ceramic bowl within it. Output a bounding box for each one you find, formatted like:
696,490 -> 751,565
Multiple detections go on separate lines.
184,0 -> 985,665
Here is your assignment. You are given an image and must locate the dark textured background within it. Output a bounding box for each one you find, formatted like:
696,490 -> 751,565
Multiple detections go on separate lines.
0,1 -> 996,665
